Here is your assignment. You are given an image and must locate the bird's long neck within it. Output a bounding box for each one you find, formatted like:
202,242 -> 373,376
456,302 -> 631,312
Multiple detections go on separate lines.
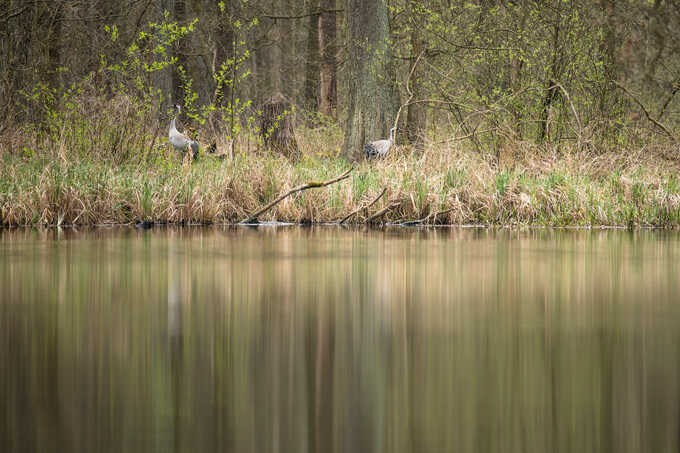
172,106 -> 181,130
389,128 -> 395,143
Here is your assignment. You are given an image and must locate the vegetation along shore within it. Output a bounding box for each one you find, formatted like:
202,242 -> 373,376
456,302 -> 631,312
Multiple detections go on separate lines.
2,127 -> 679,228
1,1 -> 679,228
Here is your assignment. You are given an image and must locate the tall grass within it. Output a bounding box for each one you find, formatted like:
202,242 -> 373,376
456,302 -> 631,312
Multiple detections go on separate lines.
2,96 -> 680,227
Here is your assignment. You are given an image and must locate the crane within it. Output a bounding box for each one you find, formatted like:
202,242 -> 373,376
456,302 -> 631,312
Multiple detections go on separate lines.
364,127 -> 396,159
169,105 -> 215,160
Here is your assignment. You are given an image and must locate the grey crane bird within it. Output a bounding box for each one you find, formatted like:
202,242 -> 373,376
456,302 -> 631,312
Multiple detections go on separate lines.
169,104 -> 213,160
364,127 -> 396,159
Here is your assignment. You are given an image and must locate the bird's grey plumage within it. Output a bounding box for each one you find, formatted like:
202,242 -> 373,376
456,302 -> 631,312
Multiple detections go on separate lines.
169,105 -> 200,160
364,127 -> 396,159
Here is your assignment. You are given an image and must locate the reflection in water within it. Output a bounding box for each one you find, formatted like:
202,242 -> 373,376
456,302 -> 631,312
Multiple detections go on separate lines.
1,227 -> 680,452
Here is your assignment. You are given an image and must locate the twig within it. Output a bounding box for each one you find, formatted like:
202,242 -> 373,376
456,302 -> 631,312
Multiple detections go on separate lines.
262,8 -> 343,20
614,81 -> 678,144
338,188 -> 386,224
430,128 -> 497,145
366,200 -> 401,225
393,51 -> 426,134
551,82 -> 582,141
658,79 -> 679,120
1,6 -> 29,23
402,98 -> 469,109
241,167 -> 353,223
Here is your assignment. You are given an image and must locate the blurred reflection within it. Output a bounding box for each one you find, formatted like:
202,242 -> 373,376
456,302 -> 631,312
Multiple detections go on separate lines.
1,227 -> 679,453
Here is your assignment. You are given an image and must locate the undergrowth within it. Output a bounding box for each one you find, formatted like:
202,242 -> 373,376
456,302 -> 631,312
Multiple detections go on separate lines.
2,118 -> 680,228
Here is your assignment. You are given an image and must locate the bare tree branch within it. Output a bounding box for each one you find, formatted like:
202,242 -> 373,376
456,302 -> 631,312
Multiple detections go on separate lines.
262,9 -> 343,21
1,6 -> 29,23
393,50 -> 425,135
614,81 -> 678,144
399,208 -> 455,226
241,167 -> 353,223
338,188 -> 386,224
551,82 -> 582,141
658,79 -> 680,120
366,200 -> 401,225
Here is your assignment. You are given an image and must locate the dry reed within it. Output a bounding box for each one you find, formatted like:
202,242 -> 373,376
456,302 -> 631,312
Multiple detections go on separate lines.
2,120 -> 680,228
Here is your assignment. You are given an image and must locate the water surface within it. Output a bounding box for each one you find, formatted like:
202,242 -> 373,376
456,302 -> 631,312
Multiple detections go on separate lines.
1,227 -> 679,453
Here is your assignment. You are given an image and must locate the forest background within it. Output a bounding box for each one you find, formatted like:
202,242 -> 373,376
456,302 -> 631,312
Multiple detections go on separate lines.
1,0 -> 679,227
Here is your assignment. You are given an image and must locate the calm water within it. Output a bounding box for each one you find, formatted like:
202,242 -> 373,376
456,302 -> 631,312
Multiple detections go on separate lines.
1,226 -> 680,453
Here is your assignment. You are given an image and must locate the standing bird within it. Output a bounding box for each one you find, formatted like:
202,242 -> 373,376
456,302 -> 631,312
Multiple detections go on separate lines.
169,104 -> 215,160
364,127 -> 396,159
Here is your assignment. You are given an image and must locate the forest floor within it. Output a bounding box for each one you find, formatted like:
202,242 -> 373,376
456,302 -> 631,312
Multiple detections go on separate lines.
2,127 -> 680,228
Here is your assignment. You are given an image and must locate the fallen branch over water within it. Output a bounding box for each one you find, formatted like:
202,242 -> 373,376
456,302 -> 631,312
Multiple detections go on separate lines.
366,200 -> 401,225
338,188 -> 387,224
398,208 -> 456,226
241,166 -> 353,223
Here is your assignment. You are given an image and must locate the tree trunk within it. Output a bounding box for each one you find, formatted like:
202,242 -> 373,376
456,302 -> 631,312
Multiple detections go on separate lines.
154,0 -> 175,113
599,0 -> 620,119
538,5 -> 563,143
47,1 -> 64,89
260,93 -> 299,158
173,0 -> 188,105
215,0 -> 235,108
303,1 -> 320,112
406,0 -> 426,151
343,0 -> 397,160
253,27 -> 269,104
279,0 -> 295,100
269,0 -> 284,95
318,0 -> 337,118
507,0 -> 528,139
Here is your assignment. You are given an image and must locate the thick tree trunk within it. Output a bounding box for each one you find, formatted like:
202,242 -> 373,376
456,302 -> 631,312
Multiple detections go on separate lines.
154,0 -> 175,113
599,0 -> 620,118
173,0 -> 188,105
318,0 -> 337,117
260,93 -> 299,158
538,7 -> 563,144
279,0 -> 294,100
47,2 -> 64,89
269,1 -> 284,95
215,0 -> 235,108
507,0 -> 528,139
253,29 -> 269,104
343,0 -> 397,160
303,1 -> 320,111
406,1 -> 426,151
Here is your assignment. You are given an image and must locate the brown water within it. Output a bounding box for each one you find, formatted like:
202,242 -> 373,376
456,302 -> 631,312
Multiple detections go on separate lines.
1,226 -> 680,453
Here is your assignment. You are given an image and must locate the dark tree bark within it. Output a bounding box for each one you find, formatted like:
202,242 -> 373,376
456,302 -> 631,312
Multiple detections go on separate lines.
598,0 -> 621,119
253,27 -> 269,104
343,0 -> 397,160
270,1 -> 284,95
406,0 -> 426,151
318,0 -> 337,117
506,0 -> 528,139
47,1 -> 65,89
260,93 -> 299,158
173,0 -> 188,105
279,0 -> 294,100
153,0 -> 175,113
215,0 -> 235,108
538,4 -> 565,143
303,0 -> 320,111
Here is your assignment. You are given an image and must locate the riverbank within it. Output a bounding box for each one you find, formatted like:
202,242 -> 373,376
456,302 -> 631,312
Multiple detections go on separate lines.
2,135 -> 680,228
